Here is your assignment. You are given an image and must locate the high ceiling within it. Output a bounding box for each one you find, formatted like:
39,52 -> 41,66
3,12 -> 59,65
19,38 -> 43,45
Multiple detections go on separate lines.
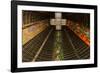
23,10 -> 90,28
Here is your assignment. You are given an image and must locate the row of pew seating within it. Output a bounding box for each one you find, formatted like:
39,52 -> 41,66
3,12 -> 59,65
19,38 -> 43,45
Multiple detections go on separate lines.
22,27 -> 51,62
64,27 -> 90,59
36,30 -> 54,61
61,30 -> 79,60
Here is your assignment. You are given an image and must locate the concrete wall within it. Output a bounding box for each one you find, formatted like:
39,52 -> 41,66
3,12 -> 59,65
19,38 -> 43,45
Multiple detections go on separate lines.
22,11 -> 50,45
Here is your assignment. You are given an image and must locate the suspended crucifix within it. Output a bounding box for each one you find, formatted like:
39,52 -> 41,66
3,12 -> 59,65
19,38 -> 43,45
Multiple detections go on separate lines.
50,12 -> 66,30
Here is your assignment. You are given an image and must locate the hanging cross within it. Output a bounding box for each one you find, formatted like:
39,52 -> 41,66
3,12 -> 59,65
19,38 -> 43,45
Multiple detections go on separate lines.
50,13 -> 66,30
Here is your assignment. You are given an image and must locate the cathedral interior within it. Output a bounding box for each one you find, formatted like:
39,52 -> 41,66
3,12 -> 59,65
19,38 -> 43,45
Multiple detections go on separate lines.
22,11 -> 90,62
